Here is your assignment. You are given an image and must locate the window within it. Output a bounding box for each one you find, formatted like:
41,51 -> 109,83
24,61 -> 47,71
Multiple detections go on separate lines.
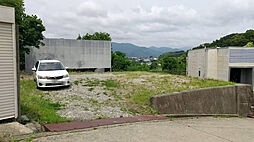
38,62 -> 65,71
199,71 -> 201,77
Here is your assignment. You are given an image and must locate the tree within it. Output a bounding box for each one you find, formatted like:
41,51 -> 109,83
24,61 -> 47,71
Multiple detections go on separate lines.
150,61 -> 158,70
77,32 -> 112,41
0,0 -> 45,70
193,29 -> 254,50
111,51 -> 131,71
244,42 -> 254,47
77,34 -> 82,40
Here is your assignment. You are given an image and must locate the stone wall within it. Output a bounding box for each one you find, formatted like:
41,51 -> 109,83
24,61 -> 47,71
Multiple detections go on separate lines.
150,84 -> 254,116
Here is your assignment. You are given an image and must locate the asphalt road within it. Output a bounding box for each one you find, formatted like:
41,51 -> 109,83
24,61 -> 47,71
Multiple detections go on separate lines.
34,117 -> 254,142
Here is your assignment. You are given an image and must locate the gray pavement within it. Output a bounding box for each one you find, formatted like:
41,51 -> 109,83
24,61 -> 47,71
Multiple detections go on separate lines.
0,122 -> 33,140
34,117 -> 254,142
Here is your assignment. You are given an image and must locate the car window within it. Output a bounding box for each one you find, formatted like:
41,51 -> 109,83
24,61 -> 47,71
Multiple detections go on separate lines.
38,62 -> 65,71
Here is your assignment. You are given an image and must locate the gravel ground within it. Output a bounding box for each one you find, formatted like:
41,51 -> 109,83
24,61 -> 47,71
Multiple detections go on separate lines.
33,71 -> 230,121
39,72 -> 195,121
43,73 -> 131,120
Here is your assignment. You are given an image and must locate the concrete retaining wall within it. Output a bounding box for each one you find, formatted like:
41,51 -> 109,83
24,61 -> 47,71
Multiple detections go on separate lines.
150,84 -> 254,116
25,38 -> 111,72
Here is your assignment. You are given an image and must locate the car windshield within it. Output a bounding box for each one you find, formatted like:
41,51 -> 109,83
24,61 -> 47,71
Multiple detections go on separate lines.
38,62 -> 65,71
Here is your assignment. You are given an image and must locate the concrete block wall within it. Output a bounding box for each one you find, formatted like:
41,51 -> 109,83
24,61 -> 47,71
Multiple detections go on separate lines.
25,38 -> 111,72
187,49 -> 207,78
217,48 -> 229,81
206,49 -> 218,79
150,85 -> 254,116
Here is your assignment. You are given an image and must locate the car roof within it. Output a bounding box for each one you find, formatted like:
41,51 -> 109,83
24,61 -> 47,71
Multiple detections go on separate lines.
39,60 -> 61,63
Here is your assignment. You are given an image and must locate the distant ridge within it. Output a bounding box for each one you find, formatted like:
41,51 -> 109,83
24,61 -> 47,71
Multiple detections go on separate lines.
112,42 -> 185,57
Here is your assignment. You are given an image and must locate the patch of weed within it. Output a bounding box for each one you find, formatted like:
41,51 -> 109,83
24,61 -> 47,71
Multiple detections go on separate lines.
102,79 -> 119,88
88,99 -> 99,106
83,79 -> 101,87
96,115 -> 109,119
88,88 -> 94,91
83,107 -> 89,111
73,80 -> 80,85
20,80 -> 69,124
71,96 -> 83,101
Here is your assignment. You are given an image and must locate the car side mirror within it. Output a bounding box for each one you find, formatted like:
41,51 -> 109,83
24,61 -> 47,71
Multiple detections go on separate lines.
65,67 -> 69,69
32,67 -> 36,71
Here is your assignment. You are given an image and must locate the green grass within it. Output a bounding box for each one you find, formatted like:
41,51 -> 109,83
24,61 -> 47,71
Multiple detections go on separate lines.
102,79 -> 119,88
83,79 -> 101,87
73,80 -> 80,85
96,115 -> 109,119
20,80 -> 69,124
88,98 -> 99,106
111,72 -> 236,115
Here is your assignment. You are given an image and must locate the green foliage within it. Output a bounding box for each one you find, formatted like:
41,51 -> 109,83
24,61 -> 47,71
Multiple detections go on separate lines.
77,32 -> 112,41
83,79 -> 101,87
0,0 -> 45,70
244,42 -> 254,47
160,52 -> 186,75
73,80 -> 79,85
112,51 -> 151,71
194,29 -> 254,49
19,15 -> 45,69
149,61 -> 159,70
101,79 -> 119,88
127,62 -> 150,71
20,80 -> 69,124
112,51 -> 131,71
159,51 -> 186,59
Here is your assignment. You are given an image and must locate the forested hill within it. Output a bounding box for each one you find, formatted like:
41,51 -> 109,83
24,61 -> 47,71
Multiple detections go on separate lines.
194,29 -> 254,49
112,42 -> 182,57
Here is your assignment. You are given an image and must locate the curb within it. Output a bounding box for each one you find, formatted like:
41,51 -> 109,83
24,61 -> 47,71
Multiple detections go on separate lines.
44,115 -> 168,132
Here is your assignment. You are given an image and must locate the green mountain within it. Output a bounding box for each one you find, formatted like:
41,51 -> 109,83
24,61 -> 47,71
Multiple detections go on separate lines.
112,42 -> 183,57
194,29 -> 254,49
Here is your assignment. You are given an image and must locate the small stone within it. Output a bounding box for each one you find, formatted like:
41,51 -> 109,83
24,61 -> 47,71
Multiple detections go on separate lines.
21,115 -> 30,124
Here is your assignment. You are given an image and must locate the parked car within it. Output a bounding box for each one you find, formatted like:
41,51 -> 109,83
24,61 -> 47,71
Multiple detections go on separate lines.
32,60 -> 70,88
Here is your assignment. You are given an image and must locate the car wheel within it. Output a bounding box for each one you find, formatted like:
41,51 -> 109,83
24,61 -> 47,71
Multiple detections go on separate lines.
36,81 -> 40,89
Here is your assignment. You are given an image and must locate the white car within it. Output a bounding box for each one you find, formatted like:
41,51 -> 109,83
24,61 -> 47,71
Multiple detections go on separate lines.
32,60 -> 70,88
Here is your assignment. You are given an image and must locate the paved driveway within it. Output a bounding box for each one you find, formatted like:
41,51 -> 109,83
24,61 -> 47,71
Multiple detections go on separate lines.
34,117 -> 254,142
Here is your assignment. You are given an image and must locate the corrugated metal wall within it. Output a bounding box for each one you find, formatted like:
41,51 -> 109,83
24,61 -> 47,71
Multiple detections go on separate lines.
230,49 -> 254,63
0,22 -> 16,120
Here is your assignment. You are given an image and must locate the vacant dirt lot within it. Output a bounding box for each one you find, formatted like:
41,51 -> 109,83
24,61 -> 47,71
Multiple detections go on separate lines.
27,72 -> 232,121
21,71 -> 234,122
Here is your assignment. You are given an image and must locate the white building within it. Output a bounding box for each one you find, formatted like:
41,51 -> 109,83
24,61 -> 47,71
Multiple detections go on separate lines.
187,47 -> 254,88
0,5 -> 18,121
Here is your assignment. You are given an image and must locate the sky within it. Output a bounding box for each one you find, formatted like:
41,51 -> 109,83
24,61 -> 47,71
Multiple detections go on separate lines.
24,0 -> 254,49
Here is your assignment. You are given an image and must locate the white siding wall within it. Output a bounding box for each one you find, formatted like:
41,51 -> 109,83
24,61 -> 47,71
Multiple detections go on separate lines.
0,6 -> 17,120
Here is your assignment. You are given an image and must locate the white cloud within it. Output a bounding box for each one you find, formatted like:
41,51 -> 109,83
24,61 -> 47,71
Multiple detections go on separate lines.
24,0 -> 254,48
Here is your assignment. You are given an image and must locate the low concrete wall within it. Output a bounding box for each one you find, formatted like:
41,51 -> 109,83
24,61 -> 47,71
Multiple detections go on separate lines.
150,84 -> 254,116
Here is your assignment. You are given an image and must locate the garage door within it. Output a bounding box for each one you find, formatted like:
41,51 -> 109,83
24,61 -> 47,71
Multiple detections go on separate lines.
0,22 -> 16,120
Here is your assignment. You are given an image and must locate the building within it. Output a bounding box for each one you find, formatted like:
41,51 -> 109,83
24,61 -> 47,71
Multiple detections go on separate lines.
0,5 -> 19,121
187,47 -> 254,88
25,38 -> 111,72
